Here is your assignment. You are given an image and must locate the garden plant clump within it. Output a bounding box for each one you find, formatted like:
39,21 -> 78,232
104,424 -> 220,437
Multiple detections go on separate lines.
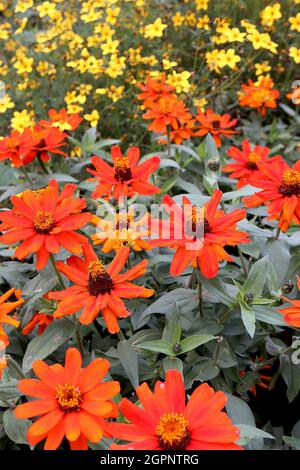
0,0 -> 299,452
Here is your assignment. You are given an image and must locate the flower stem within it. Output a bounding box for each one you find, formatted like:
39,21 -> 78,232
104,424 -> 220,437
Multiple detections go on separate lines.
38,155 -> 50,174
20,166 -> 33,185
275,226 -> 281,240
238,246 -> 248,276
49,253 -> 66,289
75,324 -> 84,357
93,319 -> 102,337
167,125 -> 171,159
213,336 -> 223,366
117,330 -> 125,342
6,356 -> 25,379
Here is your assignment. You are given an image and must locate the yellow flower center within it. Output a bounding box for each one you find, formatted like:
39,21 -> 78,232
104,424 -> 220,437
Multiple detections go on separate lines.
33,211 -> 55,233
114,156 -> 132,182
87,260 -> 114,296
279,169 -> 300,196
156,412 -> 190,450
247,151 -> 262,170
56,384 -> 82,412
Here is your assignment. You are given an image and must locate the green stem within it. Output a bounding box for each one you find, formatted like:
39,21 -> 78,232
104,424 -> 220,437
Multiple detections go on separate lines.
117,330 -> 125,342
238,246 -> 248,277
198,279 -> 203,318
38,155 -> 50,174
93,319 -> 102,337
188,268 -> 197,289
213,336 -> 223,365
49,253 -> 66,289
20,166 -> 33,185
275,226 -> 281,240
219,308 -> 232,324
167,125 -> 171,159
6,356 -> 25,379
75,324 -> 84,357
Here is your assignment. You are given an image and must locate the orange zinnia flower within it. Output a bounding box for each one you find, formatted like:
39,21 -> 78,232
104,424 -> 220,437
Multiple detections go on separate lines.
91,210 -> 154,253
107,369 -> 241,450
238,77 -> 279,116
87,146 -> 160,199
224,139 -> 283,188
152,189 -> 249,278
137,73 -> 175,107
48,244 -> 154,333
0,179 -> 91,270
194,108 -> 237,148
20,126 -> 67,165
278,276 -> 300,327
243,159 -> 300,232
14,348 -> 120,450
0,288 -> 24,350
0,129 -> 34,168
22,312 -> 54,336
39,108 -> 82,131
142,96 -> 192,134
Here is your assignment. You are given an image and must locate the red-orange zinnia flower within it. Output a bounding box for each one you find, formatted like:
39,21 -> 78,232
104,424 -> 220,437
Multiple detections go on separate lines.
238,77 -> 279,116
0,179 -> 91,270
0,288 -> 23,350
194,108 -> 237,148
14,347 -> 120,450
142,96 -> 192,134
152,189 -> 249,278
20,126 -> 67,164
0,129 -> 32,167
87,146 -> 160,198
22,312 -> 54,336
39,108 -> 82,131
106,369 -> 242,450
278,276 -> 300,326
243,159 -> 300,232
224,139 -> 283,188
48,244 -> 154,333
137,73 -> 175,107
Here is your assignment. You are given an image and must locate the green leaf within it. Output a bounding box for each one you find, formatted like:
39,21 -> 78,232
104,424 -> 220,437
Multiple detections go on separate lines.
253,305 -> 287,326
139,340 -> 173,355
185,357 -> 219,387
264,239 -> 290,283
197,273 -> 235,307
22,318 -> 76,373
283,436 -> 300,450
180,334 -> 215,354
205,133 -> 219,159
240,302 -> 256,337
162,307 -> 181,344
0,381 -> 22,400
243,256 -> 269,297
237,424 -> 274,444
117,340 -> 139,389
163,357 -> 183,374
3,409 -> 31,445
137,288 -> 197,328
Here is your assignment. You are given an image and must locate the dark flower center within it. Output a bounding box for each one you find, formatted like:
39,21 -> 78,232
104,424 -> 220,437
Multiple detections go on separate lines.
278,169 -> 300,197
33,210 -> 55,233
87,260 -> 114,296
114,156 -> 132,182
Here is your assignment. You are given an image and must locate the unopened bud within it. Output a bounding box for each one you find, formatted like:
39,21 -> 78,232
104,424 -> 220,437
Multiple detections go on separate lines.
244,292 -> 254,304
172,342 -> 182,354
281,280 -> 294,294
207,158 -> 221,172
